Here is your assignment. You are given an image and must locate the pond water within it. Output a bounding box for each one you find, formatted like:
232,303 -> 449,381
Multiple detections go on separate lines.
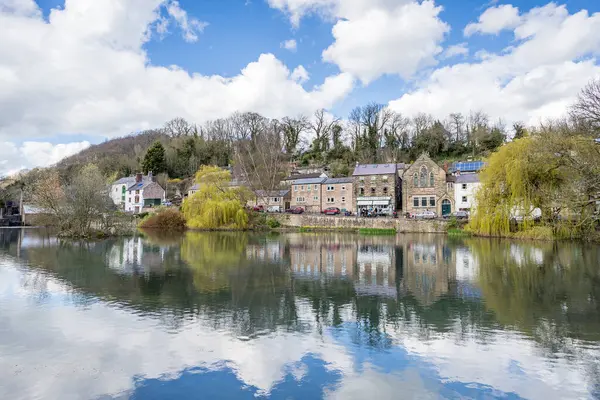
0,229 -> 599,400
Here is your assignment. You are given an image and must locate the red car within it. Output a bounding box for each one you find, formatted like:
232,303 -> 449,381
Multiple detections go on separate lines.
322,207 -> 341,215
253,205 -> 265,212
286,207 -> 304,214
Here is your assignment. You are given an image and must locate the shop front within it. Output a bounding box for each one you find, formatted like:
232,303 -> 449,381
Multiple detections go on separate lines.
356,196 -> 393,216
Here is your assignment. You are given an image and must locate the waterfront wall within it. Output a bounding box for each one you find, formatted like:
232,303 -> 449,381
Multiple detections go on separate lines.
273,214 -> 448,233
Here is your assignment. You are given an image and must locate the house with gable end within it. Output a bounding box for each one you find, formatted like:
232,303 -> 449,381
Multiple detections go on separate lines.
402,153 -> 455,217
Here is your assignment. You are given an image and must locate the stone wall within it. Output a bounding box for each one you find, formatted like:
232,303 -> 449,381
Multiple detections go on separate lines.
273,214 -> 448,233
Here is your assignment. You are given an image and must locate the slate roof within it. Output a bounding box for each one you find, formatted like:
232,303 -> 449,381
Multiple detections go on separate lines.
113,176 -> 137,185
324,177 -> 353,184
291,177 -> 327,185
352,164 -> 397,176
284,172 -> 326,181
255,189 -> 290,197
455,174 -> 480,183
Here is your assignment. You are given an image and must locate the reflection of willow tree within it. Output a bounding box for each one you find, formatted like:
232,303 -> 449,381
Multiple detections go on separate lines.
471,238 -> 600,346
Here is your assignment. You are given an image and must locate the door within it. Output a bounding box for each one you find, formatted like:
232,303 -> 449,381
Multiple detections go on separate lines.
442,199 -> 451,216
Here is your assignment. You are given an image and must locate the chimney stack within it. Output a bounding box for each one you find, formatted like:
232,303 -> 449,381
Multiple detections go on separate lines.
148,171 -> 153,182
135,173 -> 143,183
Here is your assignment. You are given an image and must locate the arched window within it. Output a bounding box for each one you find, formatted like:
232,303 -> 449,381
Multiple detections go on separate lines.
429,172 -> 435,187
413,173 -> 418,187
419,167 -> 428,188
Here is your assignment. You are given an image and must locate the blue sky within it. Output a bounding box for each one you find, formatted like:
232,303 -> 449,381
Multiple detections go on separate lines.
0,0 -> 599,175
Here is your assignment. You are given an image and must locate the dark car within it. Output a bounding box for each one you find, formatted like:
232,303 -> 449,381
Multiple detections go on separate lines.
322,207 -> 341,215
286,207 -> 304,214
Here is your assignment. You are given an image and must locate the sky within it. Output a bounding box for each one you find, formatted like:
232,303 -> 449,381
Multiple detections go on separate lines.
0,0 -> 599,176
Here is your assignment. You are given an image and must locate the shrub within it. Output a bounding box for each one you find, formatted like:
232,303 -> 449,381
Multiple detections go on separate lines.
139,208 -> 186,231
266,217 -> 281,229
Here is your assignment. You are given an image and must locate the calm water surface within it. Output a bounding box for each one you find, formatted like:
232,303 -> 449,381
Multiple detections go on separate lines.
0,229 -> 599,400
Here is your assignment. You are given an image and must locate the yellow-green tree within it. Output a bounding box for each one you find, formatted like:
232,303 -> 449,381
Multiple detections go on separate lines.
182,166 -> 250,229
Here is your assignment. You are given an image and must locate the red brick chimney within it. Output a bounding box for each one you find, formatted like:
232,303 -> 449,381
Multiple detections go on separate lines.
135,173 -> 143,183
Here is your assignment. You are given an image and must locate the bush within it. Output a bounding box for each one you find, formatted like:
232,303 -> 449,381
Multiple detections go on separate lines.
138,208 -> 186,231
266,217 -> 281,229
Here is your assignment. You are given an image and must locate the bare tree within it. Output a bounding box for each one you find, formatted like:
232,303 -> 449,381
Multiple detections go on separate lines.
310,109 -> 339,154
412,113 -> 434,137
449,113 -> 465,143
570,78 -> 600,133
163,117 -> 196,137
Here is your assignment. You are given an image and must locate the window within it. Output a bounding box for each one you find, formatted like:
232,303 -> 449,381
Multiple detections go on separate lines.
383,187 -> 388,194
413,173 -> 418,187
296,197 -> 305,202
327,185 -> 335,191
462,184 -> 467,190
462,196 -> 468,203
360,177 -> 365,182
136,190 -> 140,195
421,197 -> 427,207
430,172 -> 435,187
447,182 -> 453,191
359,187 -> 365,195
272,197 -> 279,203
314,185 -> 318,190
429,197 -> 435,207
371,187 -> 376,195
327,197 -> 335,203
314,196 -> 319,201
115,187 -> 118,192
382,175 -> 388,181
294,185 -> 298,191
308,185 -> 311,191
135,196 -> 139,203
420,167 -> 428,187
413,197 -> 419,207
301,185 -> 305,191
341,197 -> 346,203
341,185 -> 346,190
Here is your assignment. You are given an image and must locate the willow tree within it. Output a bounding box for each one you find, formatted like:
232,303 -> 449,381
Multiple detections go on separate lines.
182,166 -> 250,229
467,137 -> 567,237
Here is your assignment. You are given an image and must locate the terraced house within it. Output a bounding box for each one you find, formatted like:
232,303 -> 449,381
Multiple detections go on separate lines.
352,164 -> 400,216
290,177 -> 326,213
321,178 -> 354,213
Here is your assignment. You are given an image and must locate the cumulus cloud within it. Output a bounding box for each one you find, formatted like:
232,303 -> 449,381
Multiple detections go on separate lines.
389,3 -> 600,126
291,65 -> 309,83
0,0 -> 354,141
268,0 -> 449,83
464,4 -> 521,36
0,141 -> 90,176
441,43 -> 469,59
281,39 -> 297,52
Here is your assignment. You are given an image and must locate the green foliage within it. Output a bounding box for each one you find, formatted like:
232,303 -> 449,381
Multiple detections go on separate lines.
266,217 -> 281,229
142,141 -> 167,174
358,228 -> 396,235
182,166 -> 249,230
138,208 -> 186,231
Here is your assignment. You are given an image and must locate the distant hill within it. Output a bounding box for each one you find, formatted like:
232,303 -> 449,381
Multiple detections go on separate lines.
57,130 -> 169,178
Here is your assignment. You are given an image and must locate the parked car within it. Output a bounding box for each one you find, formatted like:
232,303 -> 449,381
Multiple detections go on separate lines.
286,207 -> 304,214
444,211 -> 469,220
344,210 -> 353,216
415,210 -> 437,219
322,207 -> 341,215
253,205 -> 265,212
266,206 -> 281,213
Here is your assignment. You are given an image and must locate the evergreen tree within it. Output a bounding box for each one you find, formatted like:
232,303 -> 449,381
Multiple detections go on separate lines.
142,141 -> 167,174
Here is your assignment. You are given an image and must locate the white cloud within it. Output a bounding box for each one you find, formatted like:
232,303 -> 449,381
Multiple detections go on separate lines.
389,3 -> 600,126
291,65 -> 309,83
281,38 -> 297,52
441,42 -> 469,60
165,0 -> 208,43
464,4 -> 521,36
268,0 -> 449,83
322,1 -> 449,83
0,141 -> 90,176
0,0 -> 354,142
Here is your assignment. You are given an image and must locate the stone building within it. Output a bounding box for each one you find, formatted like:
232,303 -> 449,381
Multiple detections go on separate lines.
321,177 -> 354,213
352,164 -> 400,216
251,189 -> 291,212
290,177 -> 326,213
402,153 -> 454,217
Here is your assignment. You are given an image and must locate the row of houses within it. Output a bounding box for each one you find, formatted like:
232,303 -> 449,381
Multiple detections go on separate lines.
250,153 -> 483,216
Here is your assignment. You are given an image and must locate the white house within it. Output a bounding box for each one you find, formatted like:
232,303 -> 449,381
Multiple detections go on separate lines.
454,174 -> 481,212
124,173 -> 166,214
110,176 -> 138,207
